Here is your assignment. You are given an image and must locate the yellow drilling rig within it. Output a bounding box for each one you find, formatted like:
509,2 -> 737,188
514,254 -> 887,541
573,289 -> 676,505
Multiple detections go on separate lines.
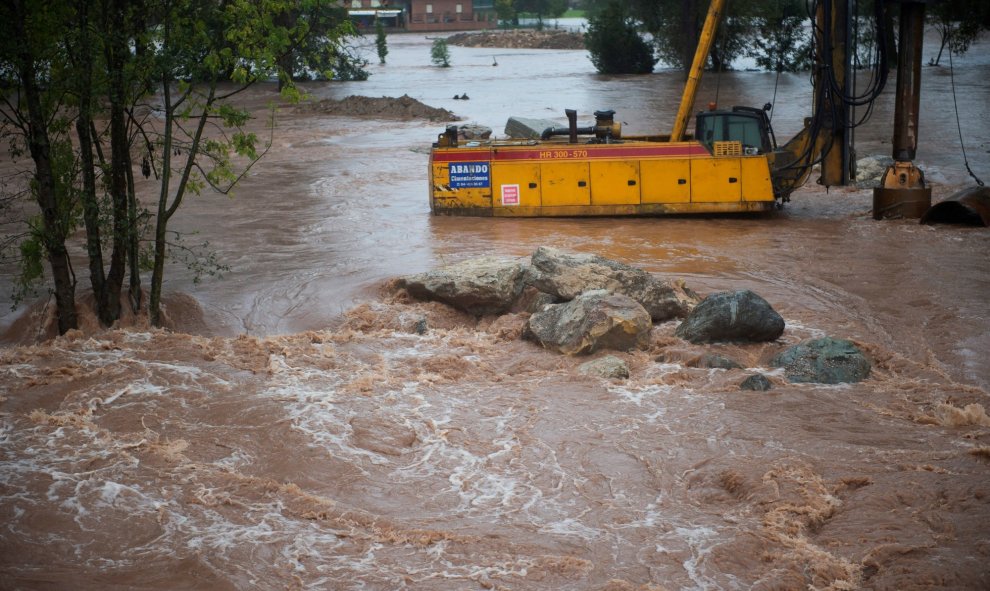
429,0 -> 936,220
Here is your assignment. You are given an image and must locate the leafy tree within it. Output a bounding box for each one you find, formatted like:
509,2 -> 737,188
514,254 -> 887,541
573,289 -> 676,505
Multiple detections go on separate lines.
2,0 -> 361,334
375,17 -> 388,65
0,0 -> 79,333
585,0 -> 657,74
516,0 -> 568,30
273,1 -> 366,85
495,0 -> 518,27
627,0 -> 758,73
431,38 -> 451,67
747,0 -> 811,72
927,0 -> 990,65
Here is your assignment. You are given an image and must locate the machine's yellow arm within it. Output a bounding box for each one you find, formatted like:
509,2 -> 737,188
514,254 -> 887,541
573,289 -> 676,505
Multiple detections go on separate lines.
670,0 -> 728,142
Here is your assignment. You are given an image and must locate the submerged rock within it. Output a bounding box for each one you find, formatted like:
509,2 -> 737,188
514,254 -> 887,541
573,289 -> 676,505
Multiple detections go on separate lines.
740,373 -> 772,391
396,257 -> 526,316
528,246 -> 697,321
771,337 -> 871,384
691,353 -> 743,370
578,355 -> 630,379
525,290 -> 651,355
675,290 -> 784,344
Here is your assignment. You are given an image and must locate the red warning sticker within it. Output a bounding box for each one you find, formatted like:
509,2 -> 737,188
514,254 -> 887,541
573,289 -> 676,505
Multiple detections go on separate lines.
501,184 -> 520,206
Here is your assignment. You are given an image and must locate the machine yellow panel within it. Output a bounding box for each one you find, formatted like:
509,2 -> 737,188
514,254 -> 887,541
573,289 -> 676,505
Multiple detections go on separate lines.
740,156 -> 775,202
591,160 -> 640,205
641,158 -> 691,203
540,161 -> 590,207
690,157 -> 741,203
492,162 -> 541,209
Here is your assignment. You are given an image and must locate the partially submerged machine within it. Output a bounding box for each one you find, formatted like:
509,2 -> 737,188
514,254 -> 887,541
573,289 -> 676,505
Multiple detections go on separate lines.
429,0 -> 943,219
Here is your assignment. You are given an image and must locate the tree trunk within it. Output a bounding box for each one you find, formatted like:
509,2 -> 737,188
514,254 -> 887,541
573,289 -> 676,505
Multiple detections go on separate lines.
13,0 -> 77,334
149,75 -> 173,328
73,0 -> 112,325
104,0 -> 131,322
127,152 -> 142,314
150,81 -> 216,327
276,8 -> 295,92
933,23 -> 948,66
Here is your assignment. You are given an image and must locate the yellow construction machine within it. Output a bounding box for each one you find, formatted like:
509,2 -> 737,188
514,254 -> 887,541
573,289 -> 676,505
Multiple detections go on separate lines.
429,0 -> 934,219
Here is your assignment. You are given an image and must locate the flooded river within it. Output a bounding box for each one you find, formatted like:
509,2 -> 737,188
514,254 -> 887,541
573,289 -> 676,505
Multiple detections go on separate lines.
2,33 -> 989,590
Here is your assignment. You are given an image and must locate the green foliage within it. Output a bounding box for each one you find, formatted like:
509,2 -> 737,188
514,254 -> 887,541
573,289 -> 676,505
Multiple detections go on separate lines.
375,18 -> 388,65
927,0 -> 990,65
164,232 -> 230,285
585,0 -> 657,74
431,38 -> 451,67
516,0 -> 568,29
747,0 -> 811,72
11,229 -> 44,309
627,0 -> 759,71
261,2 -> 368,82
495,0 -> 517,26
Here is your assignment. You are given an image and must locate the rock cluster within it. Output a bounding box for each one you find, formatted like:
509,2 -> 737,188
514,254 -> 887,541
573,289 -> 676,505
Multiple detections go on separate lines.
395,247 -> 872,384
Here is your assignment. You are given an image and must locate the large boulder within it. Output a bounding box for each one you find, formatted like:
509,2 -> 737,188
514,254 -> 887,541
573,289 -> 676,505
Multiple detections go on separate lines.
771,337 -> 871,384
525,290 -> 652,355
396,256 -> 526,316
528,246 -> 697,321
578,355 -> 630,379
675,290 -> 784,344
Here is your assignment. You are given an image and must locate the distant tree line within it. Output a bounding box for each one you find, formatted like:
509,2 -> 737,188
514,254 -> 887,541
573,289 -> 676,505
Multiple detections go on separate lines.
0,0 -> 361,334
580,0 -> 990,75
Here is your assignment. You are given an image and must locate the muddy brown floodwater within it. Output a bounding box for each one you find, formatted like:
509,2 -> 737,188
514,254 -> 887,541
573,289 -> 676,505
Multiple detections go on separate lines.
2,32 -> 990,590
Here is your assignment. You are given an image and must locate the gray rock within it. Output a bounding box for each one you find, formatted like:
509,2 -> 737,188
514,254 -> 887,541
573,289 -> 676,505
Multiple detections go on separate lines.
457,123 -> 492,140
510,285 -> 559,314
693,353 -> 743,370
397,256 -> 527,316
770,337 -> 871,384
740,373 -> 772,391
525,290 -> 652,355
675,290 -> 784,344
528,246 -> 697,321
504,116 -> 559,139
578,355 -> 630,379
855,155 -> 894,188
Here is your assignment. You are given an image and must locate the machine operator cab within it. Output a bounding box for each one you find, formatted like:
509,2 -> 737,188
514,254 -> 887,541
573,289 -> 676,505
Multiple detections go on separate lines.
695,104 -> 777,156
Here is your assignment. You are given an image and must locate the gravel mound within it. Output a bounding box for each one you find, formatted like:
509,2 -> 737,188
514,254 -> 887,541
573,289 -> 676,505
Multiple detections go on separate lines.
306,94 -> 458,121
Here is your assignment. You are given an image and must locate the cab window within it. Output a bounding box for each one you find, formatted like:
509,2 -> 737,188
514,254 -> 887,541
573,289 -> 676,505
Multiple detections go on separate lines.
697,113 -> 768,154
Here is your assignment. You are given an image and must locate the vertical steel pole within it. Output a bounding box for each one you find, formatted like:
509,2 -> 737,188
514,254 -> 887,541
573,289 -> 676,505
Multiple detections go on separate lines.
891,1 -> 925,161
873,0 -> 932,219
